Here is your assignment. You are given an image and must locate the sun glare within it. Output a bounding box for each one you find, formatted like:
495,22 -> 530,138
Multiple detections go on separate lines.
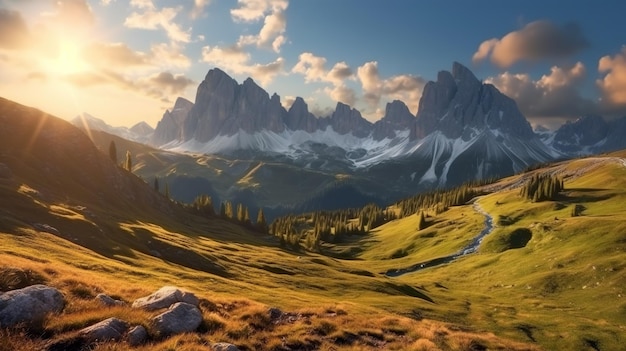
45,39 -> 88,75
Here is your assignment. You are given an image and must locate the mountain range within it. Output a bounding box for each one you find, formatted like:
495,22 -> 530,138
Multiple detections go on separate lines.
71,62 -> 626,217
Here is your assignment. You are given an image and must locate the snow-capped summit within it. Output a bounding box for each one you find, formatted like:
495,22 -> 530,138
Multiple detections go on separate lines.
149,63 -> 558,188
71,113 -> 153,144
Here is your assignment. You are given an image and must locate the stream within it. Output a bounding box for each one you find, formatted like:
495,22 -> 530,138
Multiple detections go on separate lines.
384,202 -> 494,277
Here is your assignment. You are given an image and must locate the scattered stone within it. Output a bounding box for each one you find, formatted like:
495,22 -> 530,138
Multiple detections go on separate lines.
0,163 -> 12,179
79,317 -> 128,342
211,342 -> 241,351
33,223 -> 61,235
127,325 -> 148,346
132,286 -> 199,311
95,293 -> 125,307
0,284 -> 65,328
268,307 -> 282,320
151,302 -> 202,336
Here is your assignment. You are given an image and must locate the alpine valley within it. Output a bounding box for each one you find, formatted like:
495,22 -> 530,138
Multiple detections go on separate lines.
2,59 -> 626,351
72,62 -> 626,219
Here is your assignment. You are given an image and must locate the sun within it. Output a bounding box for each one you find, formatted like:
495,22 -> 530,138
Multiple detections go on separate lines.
44,39 -> 89,76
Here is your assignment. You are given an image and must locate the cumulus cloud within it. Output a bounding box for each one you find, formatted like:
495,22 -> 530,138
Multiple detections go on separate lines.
231,0 -> 288,22
201,44 -> 284,85
146,72 -> 194,94
597,47 -> 626,114
191,0 -> 210,19
232,0 -> 288,52
473,20 -> 589,68
125,2 -> 191,43
356,61 -> 425,115
292,52 -> 356,106
486,62 -> 597,121
0,9 -> 30,49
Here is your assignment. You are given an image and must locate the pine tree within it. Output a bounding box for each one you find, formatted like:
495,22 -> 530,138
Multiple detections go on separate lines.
109,141 -> 117,164
417,211 -> 426,230
124,150 -> 132,172
256,208 -> 268,233
153,177 -> 159,192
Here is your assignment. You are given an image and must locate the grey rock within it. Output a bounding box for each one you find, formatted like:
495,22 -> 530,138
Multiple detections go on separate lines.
79,317 -> 128,342
152,97 -> 194,146
95,293 -> 125,307
415,61 -> 535,140
0,284 -> 65,328
211,342 -> 241,351
132,286 -> 199,311
151,302 -> 202,336
328,102 -> 372,138
372,100 -> 416,140
32,223 -> 60,236
127,325 -> 148,346
285,97 -> 320,132
268,307 -> 282,320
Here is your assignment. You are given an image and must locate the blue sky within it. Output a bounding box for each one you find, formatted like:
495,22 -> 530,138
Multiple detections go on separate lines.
0,0 -> 625,129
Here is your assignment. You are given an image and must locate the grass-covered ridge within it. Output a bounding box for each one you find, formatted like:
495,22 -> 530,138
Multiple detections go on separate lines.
1,97 -> 625,349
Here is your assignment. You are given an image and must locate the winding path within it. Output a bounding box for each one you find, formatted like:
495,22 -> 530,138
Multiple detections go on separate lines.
385,202 -> 494,277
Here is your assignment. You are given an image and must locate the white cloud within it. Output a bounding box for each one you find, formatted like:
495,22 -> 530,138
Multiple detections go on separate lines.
125,4 -> 191,43
231,0 -> 288,22
597,47 -> 626,113
486,62 -> 596,120
100,0 -> 115,6
201,44 -> 284,85
192,0 -> 210,19
231,0 -> 289,53
292,52 -> 356,106
357,61 -> 424,114
472,20 -> 588,68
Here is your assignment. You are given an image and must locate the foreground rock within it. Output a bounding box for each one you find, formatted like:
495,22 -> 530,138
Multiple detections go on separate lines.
0,284 -> 65,328
132,286 -> 199,311
211,342 -> 241,351
95,293 -> 125,307
79,317 -> 128,342
127,325 -> 148,346
151,302 -> 202,336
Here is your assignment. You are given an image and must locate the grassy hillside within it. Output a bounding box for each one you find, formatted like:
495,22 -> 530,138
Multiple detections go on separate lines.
2,97 -> 624,350
0,98 -> 538,350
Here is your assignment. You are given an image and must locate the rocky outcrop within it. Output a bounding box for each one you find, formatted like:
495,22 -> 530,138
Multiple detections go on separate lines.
284,97 -> 320,132
0,284 -> 65,328
415,62 -> 535,140
211,342 -> 241,351
372,100 -> 416,140
327,102 -> 372,137
95,293 -> 125,307
132,286 -> 199,311
127,325 -> 148,346
151,302 -> 202,336
79,317 -> 129,342
152,97 -> 194,146
182,69 -> 288,142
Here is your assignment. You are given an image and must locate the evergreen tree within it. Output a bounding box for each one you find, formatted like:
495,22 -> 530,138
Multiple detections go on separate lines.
124,150 -> 132,172
219,202 -> 226,218
417,211 -> 426,230
256,208 -> 268,233
109,141 -> 117,164
153,177 -> 159,192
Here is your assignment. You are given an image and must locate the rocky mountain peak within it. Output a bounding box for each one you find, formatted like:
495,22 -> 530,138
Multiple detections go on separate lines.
373,100 -> 416,140
285,97 -> 319,132
415,62 -> 534,140
329,102 -> 372,137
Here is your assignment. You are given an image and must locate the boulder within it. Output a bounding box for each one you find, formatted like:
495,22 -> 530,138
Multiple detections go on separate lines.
79,317 -> 128,342
151,302 -> 202,336
132,286 -> 199,311
0,284 -> 65,328
211,342 -> 241,351
268,307 -> 282,320
95,293 -> 125,307
127,325 -> 148,346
